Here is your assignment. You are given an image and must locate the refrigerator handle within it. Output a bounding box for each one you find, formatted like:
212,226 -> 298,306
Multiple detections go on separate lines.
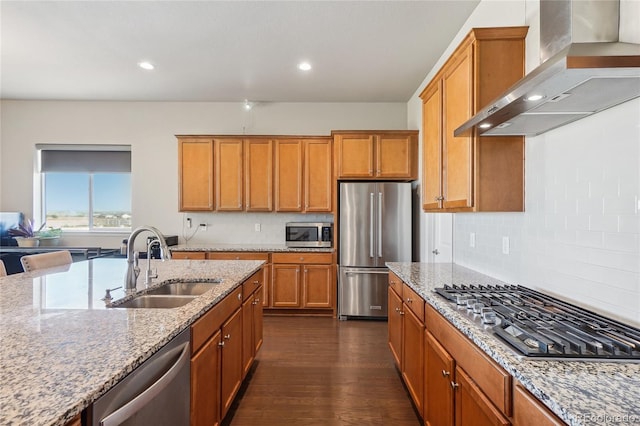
369,192 -> 375,258
378,192 -> 383,258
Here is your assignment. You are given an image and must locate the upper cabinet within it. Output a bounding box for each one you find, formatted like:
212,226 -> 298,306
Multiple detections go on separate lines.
333,131 -> 418,180
178,137 -> 214,211
420,27 -> 528,212
178,135 -> 330,213
274,138 -> 333,213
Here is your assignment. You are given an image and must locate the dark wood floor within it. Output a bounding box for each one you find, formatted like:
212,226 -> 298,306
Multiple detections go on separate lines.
223,316 -> 422,425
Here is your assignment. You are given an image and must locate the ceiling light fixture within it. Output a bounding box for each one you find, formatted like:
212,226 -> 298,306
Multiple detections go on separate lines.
244,99 -> 253,111
298,62 -> 312,71
138,61 -> 155,70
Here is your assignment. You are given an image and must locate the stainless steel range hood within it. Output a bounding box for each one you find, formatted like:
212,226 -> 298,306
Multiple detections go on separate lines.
455,0 -> 640,137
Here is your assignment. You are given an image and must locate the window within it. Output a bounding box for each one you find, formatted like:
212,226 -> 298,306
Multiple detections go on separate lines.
38,145 -> 132,231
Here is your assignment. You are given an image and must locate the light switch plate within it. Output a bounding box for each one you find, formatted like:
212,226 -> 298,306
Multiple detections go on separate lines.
469,232 -> 475,248
502,236 -> 510,255
254,223 -> 261,232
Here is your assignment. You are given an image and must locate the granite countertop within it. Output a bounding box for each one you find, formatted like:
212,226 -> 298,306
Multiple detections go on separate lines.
171,243 -> 334,253
386,262 -> 640,426
0,257 -> 263,426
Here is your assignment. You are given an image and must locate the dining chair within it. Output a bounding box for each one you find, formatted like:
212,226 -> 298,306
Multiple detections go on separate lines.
20,250 -> 73,272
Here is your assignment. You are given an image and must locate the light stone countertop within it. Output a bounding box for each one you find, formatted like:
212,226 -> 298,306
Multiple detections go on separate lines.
0,257 -> 263,426
171,243 -> 334,253
386,262 -> 640,426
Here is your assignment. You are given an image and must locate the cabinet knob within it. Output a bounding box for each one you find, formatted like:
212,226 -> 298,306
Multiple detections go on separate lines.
395,307 -> 400,312
224,334 -> 231,340
406,298 -> 413,303
253,280 -> 260,285
300,257 -> 304,261
450,381 -> 459,390
235,256 -> 240,260
238,293 -> 242,300
441,370 -> 450,377
399,311 -> 405,316
218,341 -> 225,347
432,249 -> 440,255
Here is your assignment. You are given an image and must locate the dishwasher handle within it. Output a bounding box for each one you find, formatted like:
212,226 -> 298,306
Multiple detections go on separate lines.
100,341 -> 190,426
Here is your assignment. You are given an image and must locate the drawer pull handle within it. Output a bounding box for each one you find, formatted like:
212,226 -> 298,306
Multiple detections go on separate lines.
441,370 -> 450,377
451,381 -> 459,390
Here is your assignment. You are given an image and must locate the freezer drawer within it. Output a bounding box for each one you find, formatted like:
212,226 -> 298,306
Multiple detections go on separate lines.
338,267 -> 389,320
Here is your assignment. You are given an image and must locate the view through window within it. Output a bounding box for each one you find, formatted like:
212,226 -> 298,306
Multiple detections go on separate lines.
44,173 -> 132,230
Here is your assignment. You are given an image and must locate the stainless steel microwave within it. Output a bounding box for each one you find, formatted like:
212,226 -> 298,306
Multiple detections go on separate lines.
285,222 -> 333,248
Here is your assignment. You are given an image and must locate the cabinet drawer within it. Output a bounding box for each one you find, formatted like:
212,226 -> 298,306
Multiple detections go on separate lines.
402,283 -> 424,322
191,286 -> 242,354
272,252 -> 332,264
172,251 -> 206,260
513,383 -> 565,426
206,252 -> 270,261
242,269 -> 264,301
426,304 -> 511,416
388,272 -> 403,296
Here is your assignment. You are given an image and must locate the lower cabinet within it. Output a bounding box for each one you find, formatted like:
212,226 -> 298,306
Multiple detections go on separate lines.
270,252 -> 335,315
190,274 -> 263,426
513,383 -> 565,426
387,272 -> 425,416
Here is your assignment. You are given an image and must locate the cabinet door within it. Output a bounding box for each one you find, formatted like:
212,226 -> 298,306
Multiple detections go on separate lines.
335,134 -> 375,178
422,81 -> 443,211
171,251 -> 206,260
455,367 -> 509,426
402,306 -> 424,416
377,134 -> 415,179
442,45 -> 473,210
220,309 -> 243,419
302,264 -> 332,308
245,139 -> 273,212
178,138 -> 214,211
215,138 -> 244,211
271,264 -> 301,307
191,330 -> 221,426
241,296 -> 254,379
426,332 -> 454,426
304,138 -> 332,212
388,287 -> 403,369
274,140 -> 303,211
253,285 -> 264,354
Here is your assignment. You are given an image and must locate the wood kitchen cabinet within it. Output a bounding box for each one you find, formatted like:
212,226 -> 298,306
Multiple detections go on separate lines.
333,131 -> 418,180
425,303 -> 511,426
513,383 -> 565,426
420,27 -> 528,212
207,252 -> 270,307
245,138 -> 273,211
214,138 -> 244,211
242,269 -> 265,378
220,308 -> 243,419
274,138 -> 332,212
178,138 -> 214,211
171,251 -> 207,260
270,252 -> 334,314
387,272 -> 424,416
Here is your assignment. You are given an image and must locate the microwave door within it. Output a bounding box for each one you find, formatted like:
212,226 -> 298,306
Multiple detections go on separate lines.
287,226 -> 318,243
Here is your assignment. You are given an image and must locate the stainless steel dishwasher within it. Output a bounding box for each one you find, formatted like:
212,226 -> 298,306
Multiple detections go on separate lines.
88,329 -> 190,426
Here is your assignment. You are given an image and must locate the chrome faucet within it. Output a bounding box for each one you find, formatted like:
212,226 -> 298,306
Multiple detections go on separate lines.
125,226 -> 172,294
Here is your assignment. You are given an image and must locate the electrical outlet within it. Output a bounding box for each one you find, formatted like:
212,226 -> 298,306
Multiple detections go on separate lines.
469,232 -> 475,248
186,217 -> 192,228
502,236 -> 510,255
200,223 -> 207,231
254,223 -> 261,232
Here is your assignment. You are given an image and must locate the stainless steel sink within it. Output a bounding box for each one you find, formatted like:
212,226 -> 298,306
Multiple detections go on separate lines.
112,295 -> 197,309
146,281 -> 221,296
108,280 -> 222,309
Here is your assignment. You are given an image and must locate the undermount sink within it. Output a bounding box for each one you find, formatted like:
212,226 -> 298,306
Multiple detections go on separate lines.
110,280 -> 222,309
146,281 -> 221,296
113,295 -> 197,309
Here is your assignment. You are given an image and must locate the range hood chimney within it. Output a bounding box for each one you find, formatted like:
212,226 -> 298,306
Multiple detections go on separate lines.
455,0 -> 640,137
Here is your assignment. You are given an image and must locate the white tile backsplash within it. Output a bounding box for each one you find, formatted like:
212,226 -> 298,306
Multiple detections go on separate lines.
453,99 -> 640,326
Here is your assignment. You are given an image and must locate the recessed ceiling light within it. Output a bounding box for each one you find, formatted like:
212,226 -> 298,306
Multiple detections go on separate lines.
244,99 -> 253,111
479,123 -> 492,129
138,61 -> 155,70
298,62 -> 312,71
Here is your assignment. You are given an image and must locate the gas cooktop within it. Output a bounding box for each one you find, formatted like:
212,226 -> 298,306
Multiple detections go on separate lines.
435,284 -> 640,360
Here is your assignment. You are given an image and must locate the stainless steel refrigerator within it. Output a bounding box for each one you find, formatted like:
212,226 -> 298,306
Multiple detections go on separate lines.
338,182 -> 411,319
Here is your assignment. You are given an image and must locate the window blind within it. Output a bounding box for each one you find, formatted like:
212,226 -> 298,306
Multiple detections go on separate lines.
37,145 -> 131,173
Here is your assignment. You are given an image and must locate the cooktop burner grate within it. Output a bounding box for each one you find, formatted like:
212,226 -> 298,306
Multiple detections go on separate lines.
434,284 -> 640,359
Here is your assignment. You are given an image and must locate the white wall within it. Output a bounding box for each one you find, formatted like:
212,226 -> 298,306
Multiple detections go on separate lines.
0,101 -> 407,247
409,0 -> 640,325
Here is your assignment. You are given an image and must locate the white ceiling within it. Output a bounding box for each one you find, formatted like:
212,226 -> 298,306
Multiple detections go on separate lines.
1,1 -> 480,102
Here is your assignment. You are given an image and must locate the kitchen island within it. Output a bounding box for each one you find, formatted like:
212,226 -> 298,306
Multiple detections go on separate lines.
0,257 -> 263,426
387,262 -> 640,426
